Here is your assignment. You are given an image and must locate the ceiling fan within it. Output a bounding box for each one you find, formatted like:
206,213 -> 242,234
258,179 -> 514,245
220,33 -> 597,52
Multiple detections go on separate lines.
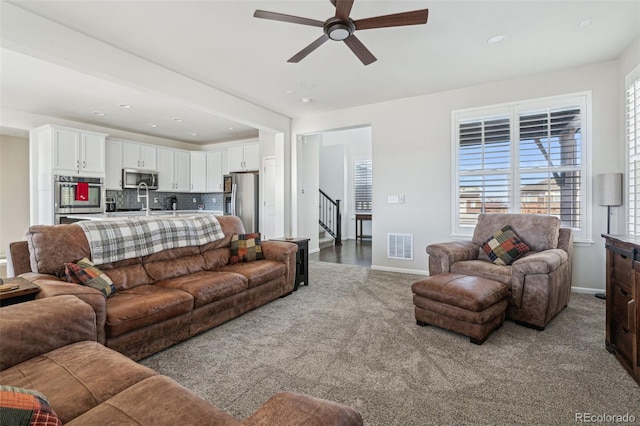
254,0 -> 429,66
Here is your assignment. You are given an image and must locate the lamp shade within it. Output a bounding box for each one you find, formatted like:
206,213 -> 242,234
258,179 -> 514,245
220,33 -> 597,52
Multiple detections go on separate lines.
596,173 -> 623,207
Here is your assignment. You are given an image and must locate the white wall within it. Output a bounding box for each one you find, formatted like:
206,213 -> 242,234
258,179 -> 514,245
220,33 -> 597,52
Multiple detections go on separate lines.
293,59 -> 628,289
297,135 -> 320,251
0,135 -> 30,257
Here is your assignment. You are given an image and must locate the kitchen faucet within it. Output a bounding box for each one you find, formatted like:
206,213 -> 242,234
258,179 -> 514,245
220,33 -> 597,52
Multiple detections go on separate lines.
137,182 -> 150,216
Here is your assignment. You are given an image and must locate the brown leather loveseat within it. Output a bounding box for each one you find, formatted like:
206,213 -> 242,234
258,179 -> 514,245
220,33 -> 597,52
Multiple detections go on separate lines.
9,215 -> 298,360
0,295 -> 364,425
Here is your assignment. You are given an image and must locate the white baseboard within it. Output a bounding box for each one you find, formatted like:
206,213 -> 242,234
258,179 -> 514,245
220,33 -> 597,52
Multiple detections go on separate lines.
571,286 -> 604,295
308,248 -> 320,255
371,265 -> 428,276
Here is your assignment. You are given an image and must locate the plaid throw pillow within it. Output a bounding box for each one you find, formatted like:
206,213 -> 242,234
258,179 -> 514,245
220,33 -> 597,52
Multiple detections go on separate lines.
0,385 -> 62,426
481,225 -> 531,266
64,257 -> 117,297
230,233 -> 265,264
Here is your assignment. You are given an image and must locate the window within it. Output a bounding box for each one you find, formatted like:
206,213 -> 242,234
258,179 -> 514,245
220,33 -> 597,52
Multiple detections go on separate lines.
453,94 -> 590,241
627,66 -> 640,235
354,159 -> 372,212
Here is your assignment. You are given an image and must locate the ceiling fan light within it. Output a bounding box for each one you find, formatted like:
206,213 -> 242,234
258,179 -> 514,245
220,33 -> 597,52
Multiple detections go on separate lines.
324,19 -> 354,41
329,26 -> 350,40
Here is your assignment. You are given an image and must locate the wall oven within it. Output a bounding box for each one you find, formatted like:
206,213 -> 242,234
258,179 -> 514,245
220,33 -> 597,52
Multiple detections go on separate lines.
54,175 -> 104,224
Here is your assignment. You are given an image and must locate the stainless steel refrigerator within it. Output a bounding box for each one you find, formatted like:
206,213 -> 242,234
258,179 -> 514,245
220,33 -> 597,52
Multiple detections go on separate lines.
223,172 -> 259,233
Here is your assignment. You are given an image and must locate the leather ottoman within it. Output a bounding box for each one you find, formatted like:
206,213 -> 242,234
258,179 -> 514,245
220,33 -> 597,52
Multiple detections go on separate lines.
411,273 -> 509,344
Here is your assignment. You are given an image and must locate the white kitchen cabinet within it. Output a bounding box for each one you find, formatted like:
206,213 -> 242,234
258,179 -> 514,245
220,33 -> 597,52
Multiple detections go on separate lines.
175,150 -> 190,192
190,152 -> 207,192
122,142 -> 157,170
228,143 -> 259,172
30,124 -> 108,225
206,151 -> 224,192
105,140 -> 123,190
158,148 -> 190,192
51,126 -> 106,175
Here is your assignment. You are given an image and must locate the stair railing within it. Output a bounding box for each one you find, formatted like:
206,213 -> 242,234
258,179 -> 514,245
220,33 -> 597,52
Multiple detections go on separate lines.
319,189 -> 342,246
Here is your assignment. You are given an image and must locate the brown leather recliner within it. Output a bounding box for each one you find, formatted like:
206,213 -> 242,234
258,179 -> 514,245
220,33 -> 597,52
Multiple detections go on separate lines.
426,213 -> 573,330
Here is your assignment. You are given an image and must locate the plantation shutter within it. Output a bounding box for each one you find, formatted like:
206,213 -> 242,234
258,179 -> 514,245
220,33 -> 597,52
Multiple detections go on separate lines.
627,69 -> 640,235
518,107 -> 582,229
453,93 -> 589,240
354,159 -> 372,212
458,116 -> 511,226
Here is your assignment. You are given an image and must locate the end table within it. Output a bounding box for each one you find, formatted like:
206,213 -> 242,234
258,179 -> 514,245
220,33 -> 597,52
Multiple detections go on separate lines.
0,277 -> 40,307
271,238 -> 309,291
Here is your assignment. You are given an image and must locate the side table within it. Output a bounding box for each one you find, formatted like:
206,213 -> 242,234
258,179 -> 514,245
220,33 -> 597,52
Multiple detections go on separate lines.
355,213 -> 372,242
0,277 -> 40,307
271,238 -> 309,291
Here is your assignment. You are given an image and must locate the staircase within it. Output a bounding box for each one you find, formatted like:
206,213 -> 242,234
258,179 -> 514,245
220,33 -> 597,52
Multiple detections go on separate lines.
319,189 -> 342,247
319,227 -> 335,249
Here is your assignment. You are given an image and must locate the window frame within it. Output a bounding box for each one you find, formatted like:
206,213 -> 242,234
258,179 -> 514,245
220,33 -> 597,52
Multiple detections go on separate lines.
451,92 -> 592,243
353,158 -> 373,213
626,65 -> 640,236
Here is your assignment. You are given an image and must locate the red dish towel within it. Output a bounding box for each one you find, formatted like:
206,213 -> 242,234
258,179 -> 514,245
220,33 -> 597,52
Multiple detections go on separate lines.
76,182 -> 89,201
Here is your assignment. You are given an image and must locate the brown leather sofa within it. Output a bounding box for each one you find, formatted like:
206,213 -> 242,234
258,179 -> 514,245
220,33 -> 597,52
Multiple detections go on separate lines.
426,213 -> 574,330
0,295 -> 364,425
8,215 -> 298,360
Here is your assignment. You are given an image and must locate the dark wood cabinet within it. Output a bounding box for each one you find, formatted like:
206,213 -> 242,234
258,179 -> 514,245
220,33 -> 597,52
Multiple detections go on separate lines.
603,234 -> 639,386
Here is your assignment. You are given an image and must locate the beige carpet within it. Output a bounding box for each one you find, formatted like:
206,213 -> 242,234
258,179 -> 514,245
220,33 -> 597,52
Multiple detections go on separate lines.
141,261 -> 640,425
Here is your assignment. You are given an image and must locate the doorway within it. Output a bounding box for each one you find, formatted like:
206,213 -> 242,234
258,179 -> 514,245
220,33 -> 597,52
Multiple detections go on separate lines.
297,126 -> 372,264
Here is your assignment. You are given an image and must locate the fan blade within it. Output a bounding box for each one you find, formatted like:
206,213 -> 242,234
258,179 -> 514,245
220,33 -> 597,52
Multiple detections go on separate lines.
254,10 -> 324,28
288,34 -> 330,63
343,35 -> 376,65
334,0 -> 354,20
353,9 -> 429,30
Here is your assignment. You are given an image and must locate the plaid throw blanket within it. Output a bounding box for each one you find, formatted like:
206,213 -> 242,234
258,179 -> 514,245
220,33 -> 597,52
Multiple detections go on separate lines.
76,216 -> 226,265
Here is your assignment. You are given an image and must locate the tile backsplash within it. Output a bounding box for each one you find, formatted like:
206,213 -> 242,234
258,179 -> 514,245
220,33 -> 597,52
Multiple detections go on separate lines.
107,190 -> 224,211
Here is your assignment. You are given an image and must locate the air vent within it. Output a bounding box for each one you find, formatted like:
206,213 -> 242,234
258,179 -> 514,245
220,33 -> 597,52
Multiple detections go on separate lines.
387,233 -> 413,260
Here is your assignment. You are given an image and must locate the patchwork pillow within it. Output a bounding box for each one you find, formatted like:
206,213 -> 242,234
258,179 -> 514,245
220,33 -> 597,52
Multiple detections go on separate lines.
0,385 -> 62,426
230,233 -> 265,264
481,225 -> 531,266
64,257 -> 117,297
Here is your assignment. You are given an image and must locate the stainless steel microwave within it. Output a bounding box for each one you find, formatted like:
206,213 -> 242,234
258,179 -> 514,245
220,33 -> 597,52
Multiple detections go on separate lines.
122,169 -> 159,190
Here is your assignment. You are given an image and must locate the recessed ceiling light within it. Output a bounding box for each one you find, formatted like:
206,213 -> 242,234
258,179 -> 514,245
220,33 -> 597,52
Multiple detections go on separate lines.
147,123 -> 158,128
226,126 -> 235,131
578,18 -> 592,29
92,111 -> 107,116
172,117 -> 184,122
285,89 -> 295,95
301,97 -> 312,103
301,81 -> 316,89
118,103 -> 132,108
487,34 -> 506,44
188,132 -> 198,136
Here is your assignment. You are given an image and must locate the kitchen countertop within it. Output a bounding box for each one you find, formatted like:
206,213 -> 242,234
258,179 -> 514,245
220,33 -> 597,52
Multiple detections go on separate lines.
66,210 -> 224,221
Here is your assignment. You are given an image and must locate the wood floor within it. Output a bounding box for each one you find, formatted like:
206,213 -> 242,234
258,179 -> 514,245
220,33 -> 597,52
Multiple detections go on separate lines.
309,239 -> 372,267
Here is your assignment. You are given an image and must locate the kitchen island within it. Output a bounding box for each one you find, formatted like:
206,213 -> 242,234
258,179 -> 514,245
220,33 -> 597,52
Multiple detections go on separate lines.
64,210 -> 224,221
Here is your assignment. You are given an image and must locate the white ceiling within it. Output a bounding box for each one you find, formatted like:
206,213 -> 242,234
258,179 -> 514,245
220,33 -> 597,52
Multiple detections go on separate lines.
1,0 -> 639,145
